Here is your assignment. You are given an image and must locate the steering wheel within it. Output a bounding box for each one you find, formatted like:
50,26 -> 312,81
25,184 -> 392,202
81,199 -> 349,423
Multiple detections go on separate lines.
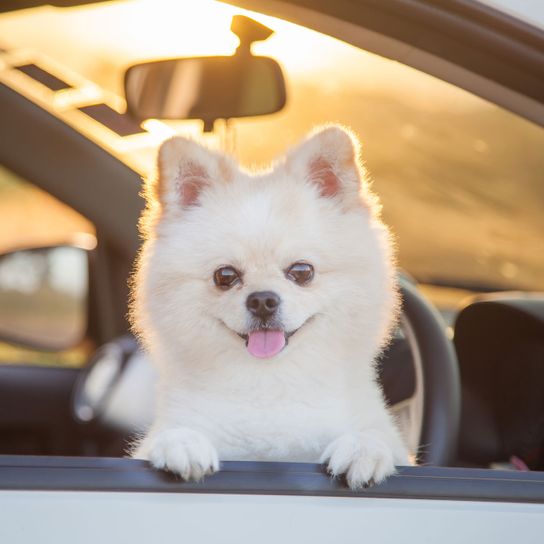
395,276 -> 461,466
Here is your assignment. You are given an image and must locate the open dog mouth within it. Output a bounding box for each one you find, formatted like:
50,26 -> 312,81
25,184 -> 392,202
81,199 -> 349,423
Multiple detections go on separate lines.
220,318 -> 314,360
239,329 -> 287,359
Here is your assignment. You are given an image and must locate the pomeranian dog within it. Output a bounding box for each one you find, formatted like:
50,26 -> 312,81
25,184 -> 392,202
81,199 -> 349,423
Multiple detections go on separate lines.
130,125 -> 409,489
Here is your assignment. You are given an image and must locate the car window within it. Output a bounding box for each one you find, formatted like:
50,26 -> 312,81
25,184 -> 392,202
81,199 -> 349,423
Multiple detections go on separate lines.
1,0 -> 542,318
0,165 -> 95,367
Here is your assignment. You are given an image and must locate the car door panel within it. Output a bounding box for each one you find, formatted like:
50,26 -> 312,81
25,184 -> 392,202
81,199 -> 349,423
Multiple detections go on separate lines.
0,366 -> 79,454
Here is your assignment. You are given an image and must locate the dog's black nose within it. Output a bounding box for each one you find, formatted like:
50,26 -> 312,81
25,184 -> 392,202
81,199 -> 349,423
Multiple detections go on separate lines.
246,291 -> 280,321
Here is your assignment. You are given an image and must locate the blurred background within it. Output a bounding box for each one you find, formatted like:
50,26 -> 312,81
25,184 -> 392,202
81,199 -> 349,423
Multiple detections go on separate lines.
0,0 -> 543,366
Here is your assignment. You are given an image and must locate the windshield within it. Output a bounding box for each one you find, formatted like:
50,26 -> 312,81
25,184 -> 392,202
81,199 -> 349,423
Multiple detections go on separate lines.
0,0 -> 543,294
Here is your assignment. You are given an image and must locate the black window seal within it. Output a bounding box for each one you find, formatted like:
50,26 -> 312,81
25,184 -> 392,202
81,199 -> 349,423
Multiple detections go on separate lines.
1,456 -> 543,504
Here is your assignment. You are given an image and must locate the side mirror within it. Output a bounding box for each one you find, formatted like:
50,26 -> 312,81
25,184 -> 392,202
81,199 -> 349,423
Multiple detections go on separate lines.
124,15 -> 286,130
0,245 -> 88,351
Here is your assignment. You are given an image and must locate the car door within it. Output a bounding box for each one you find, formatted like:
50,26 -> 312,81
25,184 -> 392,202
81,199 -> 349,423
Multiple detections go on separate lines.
0,0 -> 543,540
1,457 -> 544,543
0,94 -> 141,458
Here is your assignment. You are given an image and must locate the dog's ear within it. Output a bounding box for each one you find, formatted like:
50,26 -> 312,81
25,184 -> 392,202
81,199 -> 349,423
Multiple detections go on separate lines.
285,125 -> 372,209
150,136 -> 235,210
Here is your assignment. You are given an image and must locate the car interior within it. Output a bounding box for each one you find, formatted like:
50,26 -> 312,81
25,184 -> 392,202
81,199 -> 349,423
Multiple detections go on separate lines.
0,0 -> 543,480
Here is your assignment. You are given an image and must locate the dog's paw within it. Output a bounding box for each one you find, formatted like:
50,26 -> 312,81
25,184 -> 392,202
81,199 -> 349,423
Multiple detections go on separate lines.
320,430 -> 402,490
139,428 -> 219,481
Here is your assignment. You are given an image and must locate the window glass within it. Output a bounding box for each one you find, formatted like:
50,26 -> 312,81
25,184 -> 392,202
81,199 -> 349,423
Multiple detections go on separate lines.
1,0 -> 542,307
0,165 -> 95,366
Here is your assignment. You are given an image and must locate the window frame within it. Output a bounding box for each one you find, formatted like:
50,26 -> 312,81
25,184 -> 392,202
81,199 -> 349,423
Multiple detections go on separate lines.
231,0 -> 544,126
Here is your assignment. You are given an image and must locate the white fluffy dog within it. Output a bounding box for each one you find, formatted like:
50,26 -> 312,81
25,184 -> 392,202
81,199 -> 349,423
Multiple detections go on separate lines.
131,125 -> 409,489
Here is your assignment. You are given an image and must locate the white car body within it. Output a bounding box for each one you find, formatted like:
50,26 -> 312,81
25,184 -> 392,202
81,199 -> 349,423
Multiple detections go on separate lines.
2,491 -> 543,544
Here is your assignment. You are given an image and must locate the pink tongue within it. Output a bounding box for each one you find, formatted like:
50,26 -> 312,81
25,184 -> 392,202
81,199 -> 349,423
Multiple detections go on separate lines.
247,330 -> 286,359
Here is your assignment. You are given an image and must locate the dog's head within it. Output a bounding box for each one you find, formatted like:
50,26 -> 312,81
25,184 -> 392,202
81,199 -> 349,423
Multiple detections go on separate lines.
133,126 -> 398,363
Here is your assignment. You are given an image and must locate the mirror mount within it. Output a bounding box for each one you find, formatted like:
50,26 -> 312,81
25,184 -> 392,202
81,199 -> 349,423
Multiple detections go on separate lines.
231,15 -> 274,53
201,16 -> 276,133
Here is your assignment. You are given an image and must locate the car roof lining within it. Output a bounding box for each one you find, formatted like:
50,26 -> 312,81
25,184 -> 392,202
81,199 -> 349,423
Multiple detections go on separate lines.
0,1 -> 107,12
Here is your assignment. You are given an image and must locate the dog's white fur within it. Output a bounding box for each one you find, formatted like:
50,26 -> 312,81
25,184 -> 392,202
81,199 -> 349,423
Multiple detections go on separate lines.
130,126 -> 409,489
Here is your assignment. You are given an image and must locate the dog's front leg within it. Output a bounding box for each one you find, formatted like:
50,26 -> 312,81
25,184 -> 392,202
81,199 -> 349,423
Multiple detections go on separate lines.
133,427 -> 219,481
320,426 -> 410,490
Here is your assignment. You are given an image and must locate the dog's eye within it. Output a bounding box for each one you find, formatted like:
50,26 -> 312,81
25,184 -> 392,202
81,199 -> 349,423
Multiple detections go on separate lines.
285,262 -> 314,286
213,266 -> 241,289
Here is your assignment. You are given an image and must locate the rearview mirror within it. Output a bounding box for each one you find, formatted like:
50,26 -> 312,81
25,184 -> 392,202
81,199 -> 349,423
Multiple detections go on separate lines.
125,56 -> 286,127
124,15 -> 286,129
0,245 -> 88,351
